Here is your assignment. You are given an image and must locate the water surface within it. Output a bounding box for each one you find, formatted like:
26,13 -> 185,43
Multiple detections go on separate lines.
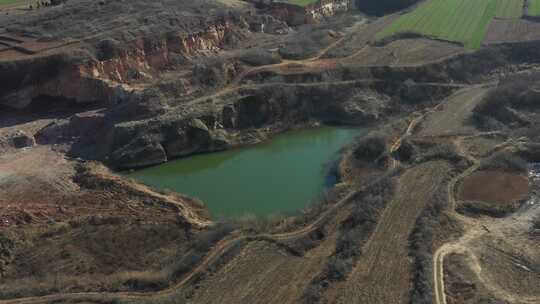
126,127 -> 361,217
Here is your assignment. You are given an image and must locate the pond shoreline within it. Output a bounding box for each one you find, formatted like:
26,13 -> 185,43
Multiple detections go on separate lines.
126,125 -> 365,218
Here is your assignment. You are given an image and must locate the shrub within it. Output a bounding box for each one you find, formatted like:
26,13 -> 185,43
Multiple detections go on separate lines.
168,223 -> 234,280
354,135 -> 387,161
456,200 -> 512,218
473,72 -> 540,129
531,215 -> 540,231
417,142 -> 462,163
96,38 -> 123,61
395,138 -> 416,162
238,49 -> 281,66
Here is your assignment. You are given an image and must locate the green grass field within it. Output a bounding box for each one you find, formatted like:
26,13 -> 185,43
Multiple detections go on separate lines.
495,0 -> 524,19
0,0 -> 28,9
378,0 -> 525,49
528,0 -> 540,15
280,0 -> 320,7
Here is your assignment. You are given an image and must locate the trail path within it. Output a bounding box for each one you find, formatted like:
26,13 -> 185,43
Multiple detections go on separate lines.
0,64 -> 430,304
432,132 -> 537,304
0,180 -> 367,304
2,15 -> 531,304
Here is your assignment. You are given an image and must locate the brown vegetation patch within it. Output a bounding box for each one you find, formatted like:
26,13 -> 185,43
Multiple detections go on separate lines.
344,38 -> 466,67
459,170 -> 529,206
484,18 -> 540,45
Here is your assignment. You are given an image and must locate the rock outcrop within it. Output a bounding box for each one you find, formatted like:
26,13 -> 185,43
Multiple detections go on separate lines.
11,131 -> 36,149
305,0 -> 354,23
0,20 -> 246,110
264,0 -> 354,26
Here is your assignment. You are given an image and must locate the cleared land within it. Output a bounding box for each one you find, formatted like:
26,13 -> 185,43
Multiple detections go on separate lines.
418,87 -> 488,137
344,38 -> 466,66
378,0 -> 525,48
459,170 -> 529,205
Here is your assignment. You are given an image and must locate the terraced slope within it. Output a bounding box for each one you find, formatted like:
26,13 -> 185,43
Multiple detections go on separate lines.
335,161 -> 451,304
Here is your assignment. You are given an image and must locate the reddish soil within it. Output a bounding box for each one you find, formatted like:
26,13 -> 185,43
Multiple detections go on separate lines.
459,170 -> 529,205
0,146 -> 189,229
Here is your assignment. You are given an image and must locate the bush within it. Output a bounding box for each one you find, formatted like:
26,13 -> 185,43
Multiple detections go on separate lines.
96,38 -> 123,61
238,49 -> 281,66
456,200 -> 513,218
354,135 -> 387,161
395,138 -> 416,162
168,223 -> 234,280
326,256 -> 351,280
0,234 -> 14,278
417,142 -> 463,163
531,215 -> 540,231
473,72 -> 540,129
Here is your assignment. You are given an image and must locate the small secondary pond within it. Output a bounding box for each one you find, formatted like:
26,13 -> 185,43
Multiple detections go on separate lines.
126,127 -> 362,217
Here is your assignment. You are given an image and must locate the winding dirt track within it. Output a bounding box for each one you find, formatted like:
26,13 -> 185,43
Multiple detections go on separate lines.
3,78 -> 529,304
432,135 -> 535,304
1,45 -> 442,302
433,138 -> 481,304
0,178 -> 374,304
0,20 -> 455,303
3,15 -> 532,303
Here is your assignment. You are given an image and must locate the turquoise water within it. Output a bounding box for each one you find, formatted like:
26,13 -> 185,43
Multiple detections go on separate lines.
126,127 -> 361,217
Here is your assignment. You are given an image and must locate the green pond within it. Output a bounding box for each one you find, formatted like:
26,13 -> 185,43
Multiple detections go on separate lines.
126,127 -> 362,218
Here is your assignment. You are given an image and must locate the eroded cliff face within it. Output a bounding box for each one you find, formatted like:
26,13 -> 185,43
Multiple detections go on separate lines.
85,22 -> 235,82
0,22 -> 241,110
266,0 -> 353,26
305,0 -> 353,23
